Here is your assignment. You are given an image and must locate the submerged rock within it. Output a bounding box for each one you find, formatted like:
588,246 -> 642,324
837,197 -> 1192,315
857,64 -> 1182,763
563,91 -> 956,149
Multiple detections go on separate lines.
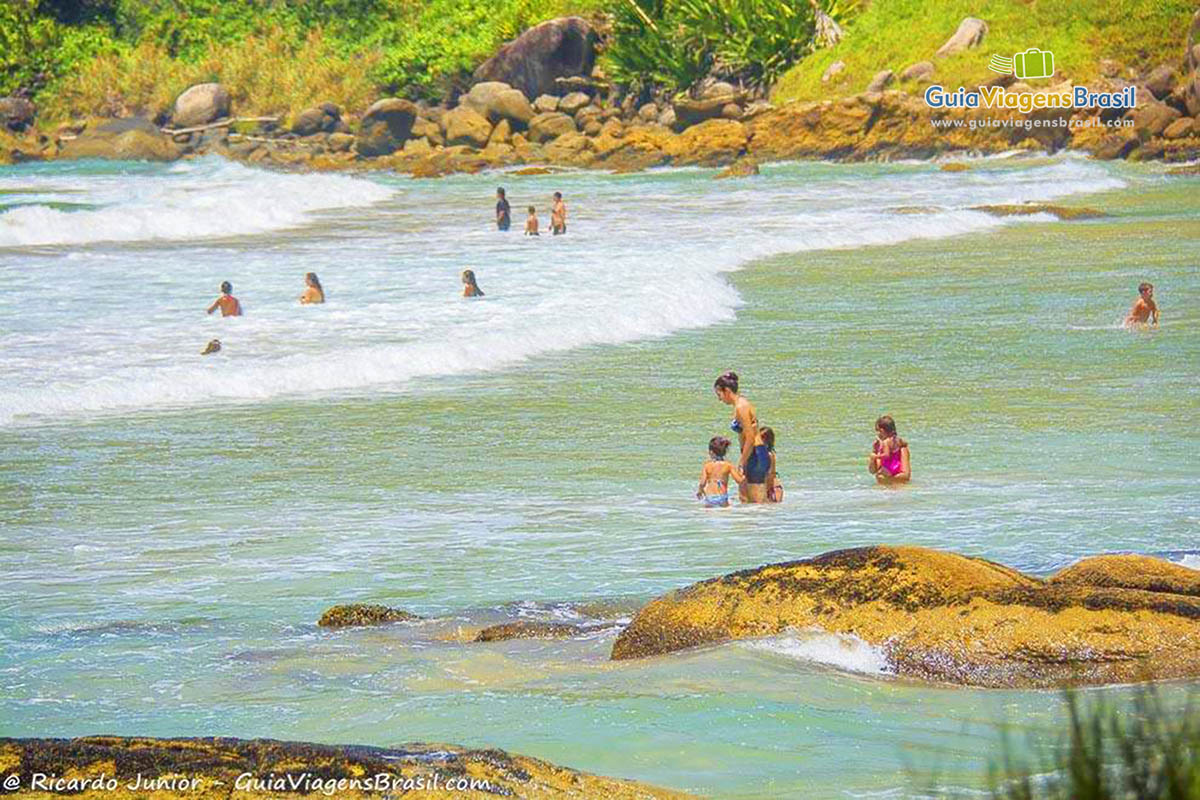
611,545 -> 1200,688
0,736 -> 694,799
970,203 -> 1104,220
474,622 -> 583,642
318,603 -> 420,628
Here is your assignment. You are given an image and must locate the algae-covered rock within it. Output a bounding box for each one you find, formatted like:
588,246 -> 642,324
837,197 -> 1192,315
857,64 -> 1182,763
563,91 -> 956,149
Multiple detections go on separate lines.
474,622 -> 583,642
60,117 -> 180,162
714,156 -> 759,179
611,545 -> 1200,688
0,736 -> 694,799
1051,554 -> 1200,597
318,603 -> 420,628
970,203 -> 1104,220
663,118 -> 747,166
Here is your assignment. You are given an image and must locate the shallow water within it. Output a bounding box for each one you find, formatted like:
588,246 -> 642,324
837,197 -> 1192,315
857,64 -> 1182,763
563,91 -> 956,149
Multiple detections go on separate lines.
1,154 -> 1197,798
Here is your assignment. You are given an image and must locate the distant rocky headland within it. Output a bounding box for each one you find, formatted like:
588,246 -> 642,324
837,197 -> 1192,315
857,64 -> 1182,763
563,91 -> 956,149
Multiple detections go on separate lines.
2,10 -> 1200,174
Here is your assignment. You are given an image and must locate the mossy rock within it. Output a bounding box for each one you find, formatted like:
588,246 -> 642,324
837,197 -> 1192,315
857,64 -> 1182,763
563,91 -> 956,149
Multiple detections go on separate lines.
611,545 -> 1200,688
970,203 -> 1105,220
473,622 -> 583,642
1051,554 -> 1200,597
317,604 -> 420,628
0,736 -> 695,798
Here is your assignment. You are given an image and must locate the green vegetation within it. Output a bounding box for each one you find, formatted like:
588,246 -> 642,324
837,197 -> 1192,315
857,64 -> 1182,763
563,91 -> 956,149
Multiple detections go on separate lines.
987,689 -> 1200,800
773,0 -> 1197,104
2,0 -> 608,123
606,0 -> 858,94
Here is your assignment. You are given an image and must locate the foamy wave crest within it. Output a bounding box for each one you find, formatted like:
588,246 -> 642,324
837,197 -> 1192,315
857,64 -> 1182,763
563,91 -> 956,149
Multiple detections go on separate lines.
0,158 -> 393,247
1174,554 -> 1200,571
745,629 -> 893,676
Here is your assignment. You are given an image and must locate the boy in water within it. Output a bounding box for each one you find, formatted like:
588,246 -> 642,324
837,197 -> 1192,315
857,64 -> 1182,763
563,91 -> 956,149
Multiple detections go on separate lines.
1124,282 -> 1159,327
206,281 -> 243,317
524,205 -> 539,236
550,191 -> 567,235
495,187 -> 511,231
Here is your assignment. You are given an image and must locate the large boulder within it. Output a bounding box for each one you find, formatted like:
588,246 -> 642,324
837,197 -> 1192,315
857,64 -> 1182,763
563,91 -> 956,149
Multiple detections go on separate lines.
443,105 -> 493,147
611,545 -> 1200,688
292,103 -> 342,136
1142,65 -> 1178,100
1127,98 -> 1181,138
528,111 -> 576,143
473,17 -> 599,100
558,91 -> 591,115
935,17 -> 988,58
60,117 -> 180,161
171,83 -> 231,128
673,93 -> 744,129
0,96 -> 35,132
663,118 -> 747,166
462,81 -> 535,128
1050,554 -> 1200,597
357,98 -> 418,157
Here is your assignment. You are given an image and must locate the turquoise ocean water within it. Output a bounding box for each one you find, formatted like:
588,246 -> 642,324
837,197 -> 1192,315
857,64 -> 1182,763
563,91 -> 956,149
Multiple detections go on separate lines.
1,154 -> 1197,797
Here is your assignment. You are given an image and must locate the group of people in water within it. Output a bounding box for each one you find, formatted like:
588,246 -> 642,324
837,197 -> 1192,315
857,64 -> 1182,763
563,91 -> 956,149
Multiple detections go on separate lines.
205,272 -> 325,319
700,274 -> 1160,507
495,187 -> 567,236
697,370 -> 912,508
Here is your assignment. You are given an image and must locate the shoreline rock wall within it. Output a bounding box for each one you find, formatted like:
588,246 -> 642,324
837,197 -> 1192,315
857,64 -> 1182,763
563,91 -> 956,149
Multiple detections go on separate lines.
610,546 -> 1200,689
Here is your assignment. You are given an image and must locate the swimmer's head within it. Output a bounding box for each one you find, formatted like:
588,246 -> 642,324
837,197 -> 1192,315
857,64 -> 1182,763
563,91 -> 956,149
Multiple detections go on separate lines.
761,427 -> 775,450
708,436 -> 731,458
1139,281 -> 1153,297
305,272 -> 322,290
528,205 -> 536,214
462,269 -> 477,286
875,415 -> 897,437
553,191 -> 562,200
220,281 -> 232,294
497,187 -> 506,198
713,370 -> 739,402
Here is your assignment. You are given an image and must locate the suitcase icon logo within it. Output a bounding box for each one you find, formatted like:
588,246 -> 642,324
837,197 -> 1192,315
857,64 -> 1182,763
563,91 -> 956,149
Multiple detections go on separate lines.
988,49 -> 1055,80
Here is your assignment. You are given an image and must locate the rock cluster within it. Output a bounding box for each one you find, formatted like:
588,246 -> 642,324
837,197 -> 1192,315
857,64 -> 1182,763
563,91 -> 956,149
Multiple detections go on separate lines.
611,545 -> 1200,689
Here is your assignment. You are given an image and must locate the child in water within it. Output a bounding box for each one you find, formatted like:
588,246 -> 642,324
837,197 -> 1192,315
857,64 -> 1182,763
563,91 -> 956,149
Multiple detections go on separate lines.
299,272 -> 324,304
868,415 -> 910,484
524,206 -> 539,236
461,269 -> 485,297
206,281 -> 242,317
696,436 -> 745,508
762,427 -> 783,503
1124,281 -> 1159,327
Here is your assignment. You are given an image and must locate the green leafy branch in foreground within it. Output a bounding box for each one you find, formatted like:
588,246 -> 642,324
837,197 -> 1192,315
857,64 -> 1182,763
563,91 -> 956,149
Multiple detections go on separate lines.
988,689 -> 1200,800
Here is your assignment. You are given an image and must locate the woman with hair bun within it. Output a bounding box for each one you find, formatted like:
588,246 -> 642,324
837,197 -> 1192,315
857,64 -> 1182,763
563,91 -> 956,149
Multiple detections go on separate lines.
696,436 -> 745,508
713,370 -> 769,503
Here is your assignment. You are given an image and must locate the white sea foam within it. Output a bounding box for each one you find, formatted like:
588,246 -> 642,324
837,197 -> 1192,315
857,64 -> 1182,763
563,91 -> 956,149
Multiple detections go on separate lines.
745,628 -> 893,676
0,156 -> 1125,425
1174,554 -> 1200,571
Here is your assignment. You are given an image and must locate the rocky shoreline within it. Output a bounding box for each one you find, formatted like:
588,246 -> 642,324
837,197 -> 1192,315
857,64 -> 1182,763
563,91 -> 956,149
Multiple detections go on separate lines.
0,736 -> 693,798
3,11 -> 1200,174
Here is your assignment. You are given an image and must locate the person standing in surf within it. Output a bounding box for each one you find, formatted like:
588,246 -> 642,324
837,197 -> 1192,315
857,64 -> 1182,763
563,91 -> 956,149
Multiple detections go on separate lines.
550,192 -> 567,235
713,371 -> 769,503
206,281 -> 243,317
696,436 -> 744,508
1123,281 -> 1159,327
868,415 -> 911,485
299,272 -> 324,304
495,187 -> 511,231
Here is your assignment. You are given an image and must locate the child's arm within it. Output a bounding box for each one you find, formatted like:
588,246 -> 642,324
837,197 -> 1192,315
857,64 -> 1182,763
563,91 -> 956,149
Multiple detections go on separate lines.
696,463 -> 710,499
728,463 -> 746,486
1150,298 -> 1159,325
765,453 -> 776,500
206,298 -> 219,315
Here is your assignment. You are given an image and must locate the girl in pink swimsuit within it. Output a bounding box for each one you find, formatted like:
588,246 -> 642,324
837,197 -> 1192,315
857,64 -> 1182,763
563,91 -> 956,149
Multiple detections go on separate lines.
868,415 -> 910,484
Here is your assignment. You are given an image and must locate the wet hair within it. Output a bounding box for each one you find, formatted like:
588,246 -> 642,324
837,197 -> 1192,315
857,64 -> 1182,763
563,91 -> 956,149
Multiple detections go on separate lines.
708,436 -> 731,457
462,269 -> 484,296
528,205 -> 536,213
1139,282 -> 1153,293
220,281 -> 232,294
553,191 -> 562,200
713,370 -> 739,394
305,272 -> 322,291
497,187 -> 506,197
875,415 -> 897,436
761,427 -> 775,450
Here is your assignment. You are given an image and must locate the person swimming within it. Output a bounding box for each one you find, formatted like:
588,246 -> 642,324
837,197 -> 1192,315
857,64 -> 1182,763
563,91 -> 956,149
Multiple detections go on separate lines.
761,427 -> 783,503
868,415 -> 911,485
696,436 -> 745,508
713,370 -> 769,503
524,205 -> 539,236
1124,281 -> 1159,327
462,269 -> 485,297
206,281 -> 242,317
201,338 -> 221,355
299,272 -> 325,304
